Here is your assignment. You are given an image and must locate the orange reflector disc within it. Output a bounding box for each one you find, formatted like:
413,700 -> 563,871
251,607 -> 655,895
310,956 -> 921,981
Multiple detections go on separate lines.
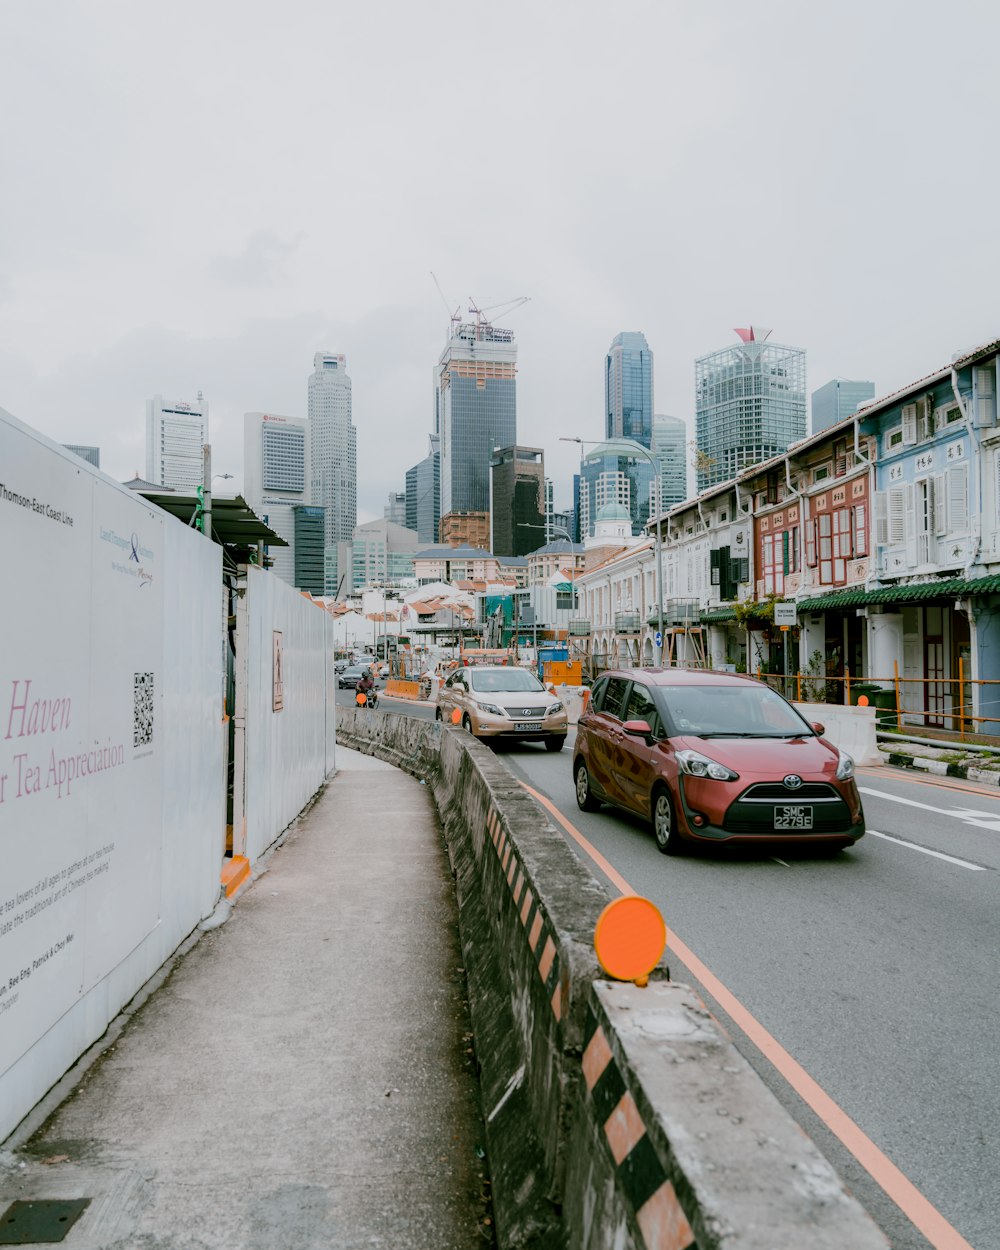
857,695 -> 869,707
451,707 -> 462,724
594,896 -> 666,982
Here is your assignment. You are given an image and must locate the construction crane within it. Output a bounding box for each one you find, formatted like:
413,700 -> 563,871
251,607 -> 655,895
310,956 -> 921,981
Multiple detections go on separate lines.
468,295 -> 529,329
430,272 -> 462,332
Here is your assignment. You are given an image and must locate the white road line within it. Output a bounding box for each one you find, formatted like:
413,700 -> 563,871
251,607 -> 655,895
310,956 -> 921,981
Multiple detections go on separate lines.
866,829 -> 986,871
771,857 -> 790,867
860,786 -> 1000,832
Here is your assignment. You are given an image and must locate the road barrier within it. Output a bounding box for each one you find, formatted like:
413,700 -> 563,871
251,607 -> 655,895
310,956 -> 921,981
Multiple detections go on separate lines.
337,706 -> 887,1250
383,677 -> 423,700
793,702 -> 881,766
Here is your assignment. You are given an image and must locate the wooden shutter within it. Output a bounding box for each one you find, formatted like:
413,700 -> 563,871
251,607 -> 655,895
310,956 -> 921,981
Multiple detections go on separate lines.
887,487 -> 905,543
948,465 -> 969,532
805,517 -> 817,566
901,404 -> 918,445
853,504 -> 868,556
873,492 -> 887,546
933,475 -> 947,537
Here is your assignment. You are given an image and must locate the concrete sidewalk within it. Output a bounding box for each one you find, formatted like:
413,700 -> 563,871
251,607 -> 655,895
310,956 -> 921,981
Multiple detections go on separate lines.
0,748 -> 492,1249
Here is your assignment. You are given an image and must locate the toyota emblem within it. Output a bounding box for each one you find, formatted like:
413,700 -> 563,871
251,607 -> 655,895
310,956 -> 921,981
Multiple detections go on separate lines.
783,775 -> 803,790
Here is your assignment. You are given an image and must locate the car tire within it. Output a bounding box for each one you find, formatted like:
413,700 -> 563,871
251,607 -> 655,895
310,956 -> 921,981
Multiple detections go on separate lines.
545,735 -> 566,753
462,714 -> 475,735
652,785 -> 683,855
434,708 -> 443,722
574,759 -> 600,812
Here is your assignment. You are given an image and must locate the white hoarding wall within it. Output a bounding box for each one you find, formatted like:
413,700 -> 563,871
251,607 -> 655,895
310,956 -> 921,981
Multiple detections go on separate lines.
236,565 -> 335,863
0,408 -> 224,1141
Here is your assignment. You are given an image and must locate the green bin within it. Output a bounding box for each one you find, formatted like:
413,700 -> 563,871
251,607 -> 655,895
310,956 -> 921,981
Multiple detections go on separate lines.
870,687 -> 897,728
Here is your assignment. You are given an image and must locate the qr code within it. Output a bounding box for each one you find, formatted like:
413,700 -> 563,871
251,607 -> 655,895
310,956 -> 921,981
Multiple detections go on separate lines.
134,672 -> 154,747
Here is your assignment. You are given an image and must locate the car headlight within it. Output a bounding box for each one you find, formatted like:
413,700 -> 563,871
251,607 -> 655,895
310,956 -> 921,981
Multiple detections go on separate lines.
476,700 -> 504,717
547,701 -> 564,715
836,750 -> 855,780
675,749 -> 739,782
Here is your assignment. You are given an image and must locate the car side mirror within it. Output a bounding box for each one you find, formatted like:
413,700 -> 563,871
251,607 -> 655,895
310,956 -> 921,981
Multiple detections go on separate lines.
622,719 -> 652,738
811,721 -> 825,736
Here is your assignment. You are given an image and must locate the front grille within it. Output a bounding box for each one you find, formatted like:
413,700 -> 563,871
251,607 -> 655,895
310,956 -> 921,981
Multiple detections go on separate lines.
505,706 -> 547,718
739,782 -> 840,801
723,795 -> 851,835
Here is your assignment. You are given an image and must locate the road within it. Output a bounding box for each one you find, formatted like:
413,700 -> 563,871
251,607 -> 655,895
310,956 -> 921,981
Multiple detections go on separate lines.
343,689 -> 998,1250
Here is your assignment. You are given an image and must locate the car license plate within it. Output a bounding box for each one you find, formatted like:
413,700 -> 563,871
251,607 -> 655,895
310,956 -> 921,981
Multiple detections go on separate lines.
774,805 -> 813,830
514,721 -> 542,731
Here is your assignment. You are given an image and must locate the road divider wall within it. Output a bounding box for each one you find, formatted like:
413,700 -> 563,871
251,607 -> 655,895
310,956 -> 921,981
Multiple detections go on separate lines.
336,707 -> 888,1250
793,701 -> 880,765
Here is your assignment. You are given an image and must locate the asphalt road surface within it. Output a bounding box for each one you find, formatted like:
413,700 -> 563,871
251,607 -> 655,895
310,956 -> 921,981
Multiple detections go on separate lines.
351,692 -> 998,1250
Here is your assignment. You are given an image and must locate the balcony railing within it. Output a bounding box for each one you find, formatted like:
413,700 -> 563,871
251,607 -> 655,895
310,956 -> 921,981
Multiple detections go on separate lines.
614,612 -> 642,633
568,619 -> 591,636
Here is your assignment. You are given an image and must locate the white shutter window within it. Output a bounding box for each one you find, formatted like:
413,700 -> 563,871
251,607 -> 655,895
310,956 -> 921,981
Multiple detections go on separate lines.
904,483 -> 916,539
887,486 -> 905,543
918,396 -> 933,440
975,365 -> 997,427
901,404 -> 918,445
933,475 -> 947,537
874,492 -> 888,546
948,465 -> 969,532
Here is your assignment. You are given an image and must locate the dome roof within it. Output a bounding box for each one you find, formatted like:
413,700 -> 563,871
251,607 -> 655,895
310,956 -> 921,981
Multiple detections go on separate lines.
596,502 -> 631,522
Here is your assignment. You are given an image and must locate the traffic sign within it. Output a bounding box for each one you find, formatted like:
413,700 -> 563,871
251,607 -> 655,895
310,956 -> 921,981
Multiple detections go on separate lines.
654,630 -> 663,648
773,602 -> 797,627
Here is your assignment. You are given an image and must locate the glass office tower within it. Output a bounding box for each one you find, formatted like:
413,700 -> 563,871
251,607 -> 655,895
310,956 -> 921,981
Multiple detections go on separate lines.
606,331 -> 654,448
578,442 -> 658,538
308,353 -> 356,595
694,327 -> 806,492
436,321 -> 517,517
651,413 -> 687,511
405,434 -> 441,546
811,378 -> 875,434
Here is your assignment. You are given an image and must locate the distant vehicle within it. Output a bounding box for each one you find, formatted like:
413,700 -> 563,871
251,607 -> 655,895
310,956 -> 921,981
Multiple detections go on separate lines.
334,659 -> 350,674
436,665 -> 568,751
338,665 -> 369,690
573,668 -> 865,854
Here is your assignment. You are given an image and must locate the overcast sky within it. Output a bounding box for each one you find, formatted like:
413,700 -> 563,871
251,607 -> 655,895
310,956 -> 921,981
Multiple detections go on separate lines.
3,0 -> 999,522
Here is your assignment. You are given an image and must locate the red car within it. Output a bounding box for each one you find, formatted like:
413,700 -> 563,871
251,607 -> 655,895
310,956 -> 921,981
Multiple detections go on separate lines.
573,668 -> 865,854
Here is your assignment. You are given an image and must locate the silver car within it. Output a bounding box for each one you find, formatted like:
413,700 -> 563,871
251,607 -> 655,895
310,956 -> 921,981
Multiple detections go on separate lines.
436,665 -> 568,750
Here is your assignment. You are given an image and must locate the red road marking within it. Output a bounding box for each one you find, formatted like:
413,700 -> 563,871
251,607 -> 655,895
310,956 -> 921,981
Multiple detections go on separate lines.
520,779 -> 976,1250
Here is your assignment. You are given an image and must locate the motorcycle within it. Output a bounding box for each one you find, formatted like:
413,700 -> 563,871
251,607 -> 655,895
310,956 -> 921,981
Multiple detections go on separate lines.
355,687 -> 379,709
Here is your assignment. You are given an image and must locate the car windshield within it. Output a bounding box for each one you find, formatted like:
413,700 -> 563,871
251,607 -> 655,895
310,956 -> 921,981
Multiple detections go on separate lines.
663,683 -> 813,738
470,669 -> 544,694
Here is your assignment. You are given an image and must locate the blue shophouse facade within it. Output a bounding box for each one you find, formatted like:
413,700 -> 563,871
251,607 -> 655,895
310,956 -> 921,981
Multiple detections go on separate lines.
858,340 -> 1000,733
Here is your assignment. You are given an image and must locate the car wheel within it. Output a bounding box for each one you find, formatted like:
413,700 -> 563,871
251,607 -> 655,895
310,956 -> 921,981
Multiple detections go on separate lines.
434,707 -> 443,722
462,714 -> 475,735
652,785 -> 683,855
574,759 -> 600,812
545,735 -> 566,753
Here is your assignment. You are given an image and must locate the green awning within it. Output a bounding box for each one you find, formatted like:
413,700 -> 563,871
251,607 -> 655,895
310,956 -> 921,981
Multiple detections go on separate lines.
798,575 -> 1000,613
700,608 -> 738,623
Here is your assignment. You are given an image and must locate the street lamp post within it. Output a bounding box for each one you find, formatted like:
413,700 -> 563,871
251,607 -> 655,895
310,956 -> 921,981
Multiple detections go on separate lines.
560,436 -> 665,667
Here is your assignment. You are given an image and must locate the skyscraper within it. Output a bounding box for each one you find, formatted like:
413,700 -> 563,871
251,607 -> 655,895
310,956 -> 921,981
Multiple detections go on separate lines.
490,445 -> 544,556
578,442 -> 658,539
651,414 -> 687,512
606,332 -> 653,447
435,319 -> 517,518
694,327 -> 806,492
405,434 -> 441,546
146,393 -> 208,492
811,378 -> 875,434
308,353 -> 356,595
383,492 -> 407,526
244,412 -> 314,588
